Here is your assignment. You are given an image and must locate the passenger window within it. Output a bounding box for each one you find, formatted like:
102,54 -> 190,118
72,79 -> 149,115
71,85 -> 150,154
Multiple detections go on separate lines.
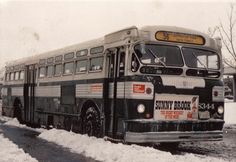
76,60 -> 87,73
90,57 -> 103,71
15,72 -> 19,80
76,49 -> 88,57
54,64 -> 62,76
64,62 -> 74,75
90,46 -> 104,54
10,72 -> 14,81
47,65 -> 54,77
19,71 -> 24,80
39,67 -> 46,78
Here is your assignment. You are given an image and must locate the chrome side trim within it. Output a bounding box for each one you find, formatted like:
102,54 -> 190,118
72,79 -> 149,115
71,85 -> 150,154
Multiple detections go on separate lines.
12,87 -> 23,96
35,85 -> 61,97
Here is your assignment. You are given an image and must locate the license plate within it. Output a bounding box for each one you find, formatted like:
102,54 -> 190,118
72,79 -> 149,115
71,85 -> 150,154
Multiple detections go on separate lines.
199,111 -> 210,119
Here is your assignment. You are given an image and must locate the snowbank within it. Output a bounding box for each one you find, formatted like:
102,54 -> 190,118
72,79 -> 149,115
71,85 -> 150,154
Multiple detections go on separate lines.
0,134 -> 38,162
224,102 -> 236,124
0,116 -> 12,123
3,118 -> 45,133
39,129 -> 226,162
4,118 -> 24,127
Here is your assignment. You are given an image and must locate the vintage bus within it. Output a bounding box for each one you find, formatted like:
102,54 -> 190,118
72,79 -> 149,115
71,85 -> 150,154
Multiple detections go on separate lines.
1,26 -> 224,144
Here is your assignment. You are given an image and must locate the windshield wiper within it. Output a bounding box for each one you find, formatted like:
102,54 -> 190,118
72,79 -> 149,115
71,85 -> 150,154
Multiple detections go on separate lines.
148,49 -> 166,67
190,52 -> 208,70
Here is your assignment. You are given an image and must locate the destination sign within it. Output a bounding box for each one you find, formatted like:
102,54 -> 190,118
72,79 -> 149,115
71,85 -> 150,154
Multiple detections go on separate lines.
155,31 -> 205,45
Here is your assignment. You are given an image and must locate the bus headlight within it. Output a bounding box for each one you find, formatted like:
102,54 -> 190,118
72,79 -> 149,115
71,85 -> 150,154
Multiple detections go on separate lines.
137,104 -> 145,113
217,106 -> 224,114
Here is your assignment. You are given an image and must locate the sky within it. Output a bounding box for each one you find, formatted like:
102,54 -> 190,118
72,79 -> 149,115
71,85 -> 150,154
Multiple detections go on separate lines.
0,0 -> 235,69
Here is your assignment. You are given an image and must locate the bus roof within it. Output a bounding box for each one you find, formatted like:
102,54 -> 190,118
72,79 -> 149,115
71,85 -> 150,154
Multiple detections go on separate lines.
6,37 -> 104,67
5,25 -> 221,69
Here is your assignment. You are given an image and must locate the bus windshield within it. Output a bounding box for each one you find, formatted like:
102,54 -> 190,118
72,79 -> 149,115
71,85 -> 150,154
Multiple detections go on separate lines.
182,48 -> 219,70
134,44 -> 184,67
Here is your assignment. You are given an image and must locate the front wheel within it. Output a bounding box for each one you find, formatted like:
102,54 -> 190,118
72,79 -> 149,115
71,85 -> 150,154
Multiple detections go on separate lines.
82,107 -> 101,137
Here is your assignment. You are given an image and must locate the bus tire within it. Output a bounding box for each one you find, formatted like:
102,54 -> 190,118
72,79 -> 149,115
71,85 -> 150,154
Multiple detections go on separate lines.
82,107 -> 101,137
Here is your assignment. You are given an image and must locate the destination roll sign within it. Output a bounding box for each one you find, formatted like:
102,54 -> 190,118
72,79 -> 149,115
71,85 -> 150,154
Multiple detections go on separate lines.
155,31 -> 205,45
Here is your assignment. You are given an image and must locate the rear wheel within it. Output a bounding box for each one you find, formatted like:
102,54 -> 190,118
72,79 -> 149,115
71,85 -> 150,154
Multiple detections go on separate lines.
82,107 -> 101,137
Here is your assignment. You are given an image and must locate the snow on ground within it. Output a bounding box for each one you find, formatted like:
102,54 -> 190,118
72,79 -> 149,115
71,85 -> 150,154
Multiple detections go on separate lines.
0,102 -> 235,162
0,116 -> 12,123
37,102 -> 236,162
0,117 -> 38,162
0,131 -> 38,162
3,118 -> 45,133
224,102 -> 236,125
39,129 -> 226,162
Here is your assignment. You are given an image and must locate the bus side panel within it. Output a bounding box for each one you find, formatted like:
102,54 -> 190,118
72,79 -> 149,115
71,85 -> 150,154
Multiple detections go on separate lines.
2,85 -> 25,119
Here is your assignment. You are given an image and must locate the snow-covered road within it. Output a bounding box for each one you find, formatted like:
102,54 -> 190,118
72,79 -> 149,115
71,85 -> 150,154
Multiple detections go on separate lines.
0,119 -> 98,162
0,101 -> 235,162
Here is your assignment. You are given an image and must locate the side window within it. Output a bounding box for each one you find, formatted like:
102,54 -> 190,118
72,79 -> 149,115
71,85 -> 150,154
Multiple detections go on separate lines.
19,71 -> 24,80
15,72 -> 19,80
47,65 -> 54,77
55,64 -> 62,76
39,67 -> 46,78
76,49 -> 88,57
76,60 -> 87,73
10,72 -> 14,81
90,57 -> 103,71
63,62 -> 74,75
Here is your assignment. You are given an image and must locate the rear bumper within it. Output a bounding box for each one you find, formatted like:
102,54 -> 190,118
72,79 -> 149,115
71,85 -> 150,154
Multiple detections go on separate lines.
124,119 -> 224,143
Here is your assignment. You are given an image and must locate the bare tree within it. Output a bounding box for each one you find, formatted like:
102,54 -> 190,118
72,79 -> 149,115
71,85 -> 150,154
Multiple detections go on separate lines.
208,4 -> 236,68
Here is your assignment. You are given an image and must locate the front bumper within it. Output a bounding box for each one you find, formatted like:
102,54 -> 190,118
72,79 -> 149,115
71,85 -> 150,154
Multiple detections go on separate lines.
124,119 -> 224,143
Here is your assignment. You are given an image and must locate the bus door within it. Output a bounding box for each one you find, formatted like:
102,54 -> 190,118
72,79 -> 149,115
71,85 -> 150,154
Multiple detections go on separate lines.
106,48 -> 126,138
24,64 -> 36,123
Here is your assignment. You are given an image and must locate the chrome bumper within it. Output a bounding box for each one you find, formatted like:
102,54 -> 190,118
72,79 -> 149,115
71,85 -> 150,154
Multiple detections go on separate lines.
125,131 -> 223,143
